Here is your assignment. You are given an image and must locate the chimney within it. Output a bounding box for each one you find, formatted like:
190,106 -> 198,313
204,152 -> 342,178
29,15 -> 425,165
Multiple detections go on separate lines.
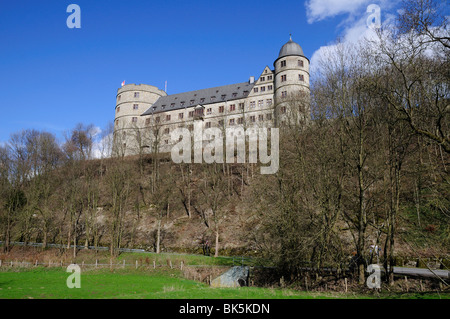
249,76 -> 255,84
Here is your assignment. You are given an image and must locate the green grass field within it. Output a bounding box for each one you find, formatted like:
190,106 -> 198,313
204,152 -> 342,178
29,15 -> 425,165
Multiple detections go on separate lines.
0,267 -> 340,299
0,267 -> 448,299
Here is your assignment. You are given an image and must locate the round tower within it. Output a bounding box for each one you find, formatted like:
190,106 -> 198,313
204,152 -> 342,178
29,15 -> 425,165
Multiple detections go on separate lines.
273,36 -> 310,125
114,84 -> 167,155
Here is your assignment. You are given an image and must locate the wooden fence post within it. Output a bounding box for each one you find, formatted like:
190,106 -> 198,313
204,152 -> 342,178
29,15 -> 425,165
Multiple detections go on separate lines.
153,260 -> 156,269
123,260 -> 126,269
95,259 -> 98,268
136,260 -> 138,269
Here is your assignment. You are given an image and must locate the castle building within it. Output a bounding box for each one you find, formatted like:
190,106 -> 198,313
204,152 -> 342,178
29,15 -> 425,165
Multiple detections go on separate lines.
113,36 -> 310,156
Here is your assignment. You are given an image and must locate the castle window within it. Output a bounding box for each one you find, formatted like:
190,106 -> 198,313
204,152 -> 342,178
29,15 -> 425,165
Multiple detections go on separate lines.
250,115 -> 256,123
281,91 -> 287,98
164,140 -> 168,145
218,120 -> 224,126
189,111 -> 194,118
115,119 -> 119,126
134,92 -> 140,98
281,60 -> 286,67
268,75 -> 273,80
299,74 -> 304,82
266,113 -> 272,120
132,117 -> 138,123
237,117 -> 243,124
164,128 -> 170,134
268,85 -> 273,90
188,124 -> 194,131
258,100 -> 263,107
259,114 -> 264,122
219,105 -> 224,113
267,99 -> 273,106
205,122 -> 211,128
298,60 -> 304,67
281,106 -> 287,113
281,75 -> 287,82
261,86 -> 265,92
207,108 -> 212,115
260,76 -> 265,82
156,116 -> 160,123
117,106 -> 120,113
250,101 -> 256,108
238,103 -> 244,110
230,104 -> 236,111
166,114 -> 171,121
229,118 -> 235,125
145,118 -> 150,125
179,112 -> 184,119
253,87 -> 258,93
117,95 -> 121,101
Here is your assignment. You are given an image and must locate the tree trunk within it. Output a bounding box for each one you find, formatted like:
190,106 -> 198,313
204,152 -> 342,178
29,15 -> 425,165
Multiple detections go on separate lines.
214,225 -> 219,258
156,218 -> 161,254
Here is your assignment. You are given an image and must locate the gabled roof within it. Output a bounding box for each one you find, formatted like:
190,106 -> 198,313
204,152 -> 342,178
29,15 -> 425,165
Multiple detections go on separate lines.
141,81 -> 255,116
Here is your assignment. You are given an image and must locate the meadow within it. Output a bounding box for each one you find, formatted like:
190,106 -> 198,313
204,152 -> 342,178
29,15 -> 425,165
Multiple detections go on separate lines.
0,266 -> 448,299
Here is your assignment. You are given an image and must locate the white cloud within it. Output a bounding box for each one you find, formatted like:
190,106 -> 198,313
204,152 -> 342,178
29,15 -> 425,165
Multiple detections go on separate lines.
92,131 -> 113,159
307,0 -> 399,75
305,0 -> 372,23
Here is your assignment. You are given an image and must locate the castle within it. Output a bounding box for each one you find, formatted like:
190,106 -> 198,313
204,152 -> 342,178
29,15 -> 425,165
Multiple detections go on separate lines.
113,36 -> 310,156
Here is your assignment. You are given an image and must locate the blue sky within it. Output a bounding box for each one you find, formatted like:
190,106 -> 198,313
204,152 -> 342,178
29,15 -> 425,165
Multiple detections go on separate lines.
0,0 -> 402,145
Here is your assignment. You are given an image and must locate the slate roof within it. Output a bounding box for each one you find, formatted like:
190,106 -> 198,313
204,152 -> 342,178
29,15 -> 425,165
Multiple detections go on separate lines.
278,37 -> 305,59
141,81 -> 255,116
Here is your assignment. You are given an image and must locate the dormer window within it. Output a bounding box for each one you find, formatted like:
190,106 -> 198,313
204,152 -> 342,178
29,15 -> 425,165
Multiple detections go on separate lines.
161,105 -> 166,109
190,100 -> 195,105
181,101 -> 185,106
171,103 -> 175,107
243,90 -> 249,95
211,96 -> 216,101
232,93 -> 237,97
200,98 -> 205,103
221,94 -> 226,100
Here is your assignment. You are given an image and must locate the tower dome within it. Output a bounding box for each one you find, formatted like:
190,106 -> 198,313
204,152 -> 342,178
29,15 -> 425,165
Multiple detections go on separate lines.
278,36 -> 304,59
